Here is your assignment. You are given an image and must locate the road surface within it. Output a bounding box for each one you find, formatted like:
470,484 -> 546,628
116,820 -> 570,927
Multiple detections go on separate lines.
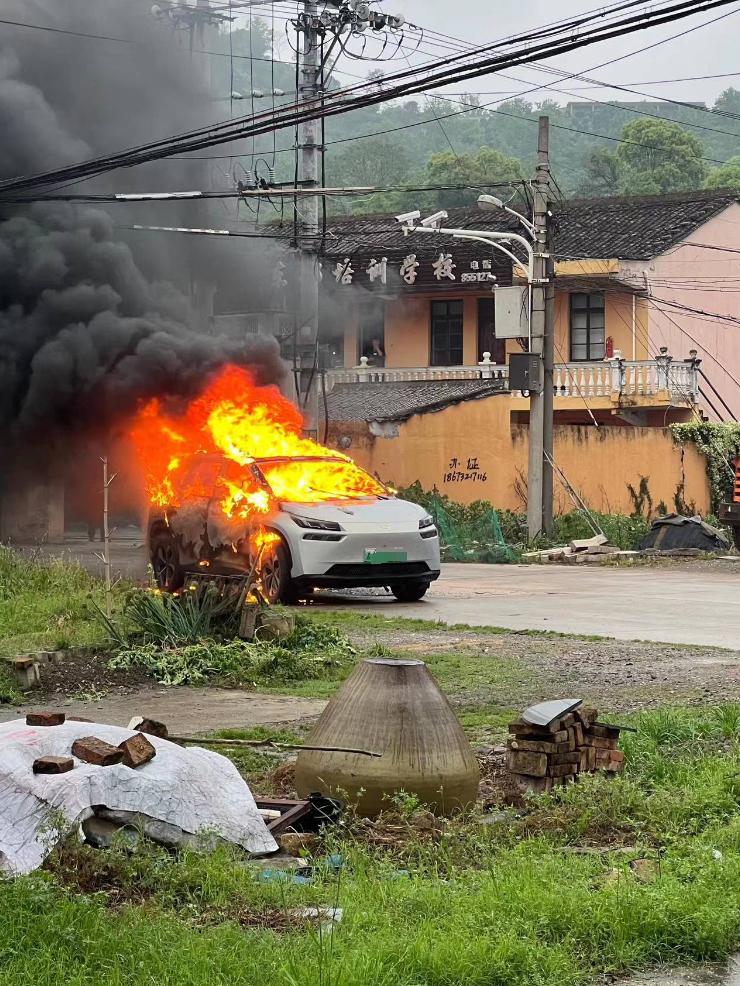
20,537 -> 740,649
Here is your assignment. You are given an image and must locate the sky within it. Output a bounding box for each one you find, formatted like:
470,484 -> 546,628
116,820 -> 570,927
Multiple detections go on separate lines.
370,0 -> 740,107
228,0 -> 740,108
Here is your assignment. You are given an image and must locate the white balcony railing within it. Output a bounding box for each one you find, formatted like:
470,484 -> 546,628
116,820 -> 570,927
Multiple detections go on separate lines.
326,353 -> 699,404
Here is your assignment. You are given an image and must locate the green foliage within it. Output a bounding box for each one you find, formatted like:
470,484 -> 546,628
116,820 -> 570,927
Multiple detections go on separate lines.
552,510 -> 650,549
5,705 -> 740,986
99,585 -> 243,648
0,662 -> 22,705
423,146 -> 525,207
108,617 -> 355,687
616,119 -> 707,194
395,481 -> 521,561
670,420 -> 740,511
706,154 -> 740,191
0,547 -> 118,657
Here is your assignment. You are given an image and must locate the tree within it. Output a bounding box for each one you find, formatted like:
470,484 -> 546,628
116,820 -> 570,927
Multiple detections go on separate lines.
328,136 -> 412,188
580,148 -> 621,197
706,155 -> 740,191
616,119 -> 707,194
423,146 -> 525,208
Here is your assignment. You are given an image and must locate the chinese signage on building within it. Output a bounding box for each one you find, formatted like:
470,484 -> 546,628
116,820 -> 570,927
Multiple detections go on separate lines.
331,253 -> 496,287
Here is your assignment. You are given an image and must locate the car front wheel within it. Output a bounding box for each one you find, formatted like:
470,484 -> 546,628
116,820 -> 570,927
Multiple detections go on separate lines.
150,531 -> 185,592
260,539 -> 298,605
391,580 -> 430,603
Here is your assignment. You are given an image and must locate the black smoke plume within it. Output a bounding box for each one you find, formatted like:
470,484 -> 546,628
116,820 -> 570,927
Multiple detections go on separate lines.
0,0 -> 286,441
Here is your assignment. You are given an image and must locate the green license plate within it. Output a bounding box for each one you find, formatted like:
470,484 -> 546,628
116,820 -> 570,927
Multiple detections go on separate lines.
364,549 -> 407,564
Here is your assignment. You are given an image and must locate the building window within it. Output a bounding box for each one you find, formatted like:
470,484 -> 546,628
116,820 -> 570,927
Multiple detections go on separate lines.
570,292 -> 605,361
431,299 -> 464,366
359,303 -> 385,366
477,297 -> 506,364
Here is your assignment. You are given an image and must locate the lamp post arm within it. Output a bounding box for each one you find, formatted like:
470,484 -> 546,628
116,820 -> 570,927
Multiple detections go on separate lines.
449,232 -> 532,283
406,224 -> 534,283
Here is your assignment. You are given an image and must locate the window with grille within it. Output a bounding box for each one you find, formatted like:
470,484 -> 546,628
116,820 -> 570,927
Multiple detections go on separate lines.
430,299 -> 464,366
570,292 -> 605,361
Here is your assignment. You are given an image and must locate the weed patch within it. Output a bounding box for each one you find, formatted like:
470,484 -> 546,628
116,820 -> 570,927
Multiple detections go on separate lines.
108,617 -> 355,687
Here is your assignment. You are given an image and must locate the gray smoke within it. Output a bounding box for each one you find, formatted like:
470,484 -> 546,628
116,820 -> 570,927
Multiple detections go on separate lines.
0,0 -> 286,439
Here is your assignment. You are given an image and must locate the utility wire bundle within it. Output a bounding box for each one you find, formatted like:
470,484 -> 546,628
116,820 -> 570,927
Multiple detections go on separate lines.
0,0 -> 736,197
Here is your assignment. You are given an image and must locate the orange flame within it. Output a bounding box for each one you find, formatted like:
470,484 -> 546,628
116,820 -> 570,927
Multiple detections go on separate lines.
129,365 -> 384,529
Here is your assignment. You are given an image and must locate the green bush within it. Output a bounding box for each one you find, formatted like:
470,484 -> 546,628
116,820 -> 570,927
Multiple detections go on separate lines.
108,616 -> 355,687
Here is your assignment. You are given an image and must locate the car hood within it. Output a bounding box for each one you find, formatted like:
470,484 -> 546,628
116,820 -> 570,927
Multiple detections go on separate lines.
280,496 -> 428,527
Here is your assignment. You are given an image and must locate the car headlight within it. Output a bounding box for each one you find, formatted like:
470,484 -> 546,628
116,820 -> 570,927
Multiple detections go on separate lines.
419,515 -> 435,529
290,514 -> 343,532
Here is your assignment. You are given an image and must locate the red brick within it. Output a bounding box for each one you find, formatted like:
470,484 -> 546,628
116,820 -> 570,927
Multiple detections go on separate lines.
511,774 -> 553,794
26,712 -> 65,727
33,756 -> 74,775
72,736 -> 124,767
582,734 -> 619,751
590,723 -> 621,739
575,706 -> 598,728
549,752 -> 581,766
508,738 -> 571,755
547,762 -> 578,778
119,733 -> 156,769
509,719 -> 570,737
507,750 -> 547,777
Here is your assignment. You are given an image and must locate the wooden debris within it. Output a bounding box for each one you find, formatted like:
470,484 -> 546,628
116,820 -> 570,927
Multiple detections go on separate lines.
118,733 -> 157,769
72,736 -> 124,767
507,705 -> 625,792
33,756 -> 74,775
26,711 -> 65,727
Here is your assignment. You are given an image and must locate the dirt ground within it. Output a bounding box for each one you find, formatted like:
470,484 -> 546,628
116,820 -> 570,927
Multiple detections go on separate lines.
2,621 -> 740,730
366,627 -> 740,711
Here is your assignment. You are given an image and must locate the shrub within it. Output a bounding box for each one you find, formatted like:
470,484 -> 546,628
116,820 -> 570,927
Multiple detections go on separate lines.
108,616 -> 355,687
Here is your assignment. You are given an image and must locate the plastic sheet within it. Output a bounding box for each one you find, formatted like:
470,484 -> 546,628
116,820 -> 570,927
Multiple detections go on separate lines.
0,718 -> 277,874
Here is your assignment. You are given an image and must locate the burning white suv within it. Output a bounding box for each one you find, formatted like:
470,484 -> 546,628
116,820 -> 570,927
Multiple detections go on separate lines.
147,452 -> 441,604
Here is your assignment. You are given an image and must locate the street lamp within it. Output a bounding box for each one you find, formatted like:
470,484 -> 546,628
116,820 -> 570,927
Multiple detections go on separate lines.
397,211 -> 535,286
477,194 -> 536,238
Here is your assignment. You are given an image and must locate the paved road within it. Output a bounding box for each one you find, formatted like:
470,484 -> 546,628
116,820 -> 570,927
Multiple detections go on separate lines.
22,538 -> 740,648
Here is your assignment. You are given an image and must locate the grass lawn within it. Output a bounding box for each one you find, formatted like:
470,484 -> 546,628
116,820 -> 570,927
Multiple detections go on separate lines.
0,547 -> 127,658
2,549 -> 740,985
2,707 -> 740,986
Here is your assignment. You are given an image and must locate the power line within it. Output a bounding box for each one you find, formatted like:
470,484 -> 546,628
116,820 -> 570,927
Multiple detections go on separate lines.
1,0 -> 735,196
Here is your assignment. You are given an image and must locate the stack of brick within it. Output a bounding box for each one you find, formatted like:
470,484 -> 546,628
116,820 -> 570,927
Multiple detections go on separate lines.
507,706 -> 624,793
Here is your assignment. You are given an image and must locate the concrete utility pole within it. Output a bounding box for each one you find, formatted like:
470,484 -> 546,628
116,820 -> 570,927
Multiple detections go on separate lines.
526,116 -> 554,540
296,0 -> 322,436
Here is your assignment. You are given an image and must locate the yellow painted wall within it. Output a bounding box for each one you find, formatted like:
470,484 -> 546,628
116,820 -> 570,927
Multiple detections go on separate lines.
331,398 -> 710,515
552,291 -> 650,361
341,287 -> 652,369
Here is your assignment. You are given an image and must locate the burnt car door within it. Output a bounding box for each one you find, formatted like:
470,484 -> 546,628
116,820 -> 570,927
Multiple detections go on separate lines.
167,455 -> 223,568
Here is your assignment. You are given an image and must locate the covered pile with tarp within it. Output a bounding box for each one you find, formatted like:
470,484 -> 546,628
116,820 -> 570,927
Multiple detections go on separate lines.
0,718 -> 277,875
637,513 -> 730,553
426,494 -> 518,563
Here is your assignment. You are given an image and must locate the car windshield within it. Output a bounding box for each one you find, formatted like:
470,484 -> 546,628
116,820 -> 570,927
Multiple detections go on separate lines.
256,457 -> 387,503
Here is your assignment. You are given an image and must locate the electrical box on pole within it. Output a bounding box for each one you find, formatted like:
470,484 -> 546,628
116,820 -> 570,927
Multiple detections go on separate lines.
494,286 -> 529,339
509,353 -> 543,394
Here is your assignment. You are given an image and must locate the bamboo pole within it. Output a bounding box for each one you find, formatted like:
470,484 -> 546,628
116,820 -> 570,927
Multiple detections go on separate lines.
167,734 -> 382,757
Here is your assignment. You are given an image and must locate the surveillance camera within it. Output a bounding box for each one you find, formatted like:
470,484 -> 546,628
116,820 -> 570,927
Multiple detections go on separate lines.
395,210 -> 421,225
420,210 -> 448,228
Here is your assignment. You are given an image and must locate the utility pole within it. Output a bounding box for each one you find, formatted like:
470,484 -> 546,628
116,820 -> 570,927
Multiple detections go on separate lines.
542,251 -> 556,536
526,116 -> 553,541
296,0 -> 322,436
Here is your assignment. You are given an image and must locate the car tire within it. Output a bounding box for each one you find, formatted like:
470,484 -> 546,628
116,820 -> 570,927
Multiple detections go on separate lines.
260,538 -> 298,605
391,580 -> 430,602
150,530 -> 185,592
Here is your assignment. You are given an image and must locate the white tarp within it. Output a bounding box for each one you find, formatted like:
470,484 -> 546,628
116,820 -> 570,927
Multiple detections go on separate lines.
0,718 -> 278,875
